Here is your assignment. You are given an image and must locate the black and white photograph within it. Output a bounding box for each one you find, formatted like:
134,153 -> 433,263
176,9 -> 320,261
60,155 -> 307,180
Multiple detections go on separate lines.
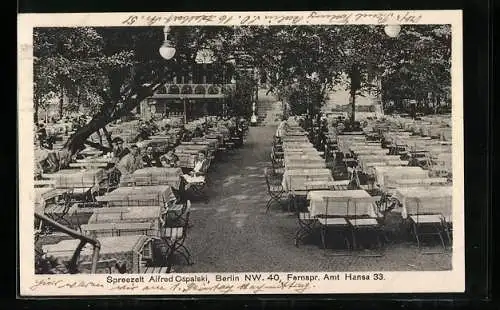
18,11 -> 464,295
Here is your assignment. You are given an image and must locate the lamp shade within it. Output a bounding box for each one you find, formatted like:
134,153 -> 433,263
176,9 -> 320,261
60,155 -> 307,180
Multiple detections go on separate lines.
159,42 -> 176,60
384,25 -> 401,38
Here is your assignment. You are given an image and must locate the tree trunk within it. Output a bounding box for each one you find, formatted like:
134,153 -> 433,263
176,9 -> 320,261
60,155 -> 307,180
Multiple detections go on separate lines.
102,126 -> 113,147
63,112 -> 114,155
349,64 -> 361,125
61,82 -> 164,157
59,86 -> 64,120
350,89 -> 356,124
34,98 -> 39,124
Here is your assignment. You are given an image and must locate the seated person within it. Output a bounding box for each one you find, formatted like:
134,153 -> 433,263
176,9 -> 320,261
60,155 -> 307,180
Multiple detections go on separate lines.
178,151 -> 210,197
111,137 -> 130,161
116,144 -> 144,176
159,149 -> 179,168
142,146 -> 161,167
193,126 -> 204,138
163,124 -> 171,134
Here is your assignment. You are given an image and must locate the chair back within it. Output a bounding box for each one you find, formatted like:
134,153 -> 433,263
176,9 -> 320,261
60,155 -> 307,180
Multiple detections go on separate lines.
348,196 -> 380,218
162,200 -> 191,242
322,196 -> 353,217
405,195 -> 452,220
264,168 -> 282,193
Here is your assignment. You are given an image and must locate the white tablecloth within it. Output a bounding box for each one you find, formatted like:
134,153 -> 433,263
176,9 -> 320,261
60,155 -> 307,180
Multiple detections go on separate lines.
392,186 -> 453,220
373,166 -> 429,186
282,169 -> 333,192
307,190 -> 377,217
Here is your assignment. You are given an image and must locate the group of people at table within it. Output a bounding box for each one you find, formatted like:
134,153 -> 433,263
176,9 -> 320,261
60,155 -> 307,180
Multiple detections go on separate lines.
107,136 -> 209,200
35,115 -> 249,205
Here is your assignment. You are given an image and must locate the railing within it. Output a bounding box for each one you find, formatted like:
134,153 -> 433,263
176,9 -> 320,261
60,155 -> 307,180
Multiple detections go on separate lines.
35,212 -> 101,274
152,83 -> 236,97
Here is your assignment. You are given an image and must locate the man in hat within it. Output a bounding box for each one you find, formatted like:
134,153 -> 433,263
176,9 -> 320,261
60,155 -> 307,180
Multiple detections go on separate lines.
142,146 -> 162,167
111,137 -> 130,161
116,144 -> 144,176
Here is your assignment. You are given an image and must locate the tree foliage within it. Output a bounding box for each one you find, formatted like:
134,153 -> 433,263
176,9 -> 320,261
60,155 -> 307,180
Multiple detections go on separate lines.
33,25 -> 451,154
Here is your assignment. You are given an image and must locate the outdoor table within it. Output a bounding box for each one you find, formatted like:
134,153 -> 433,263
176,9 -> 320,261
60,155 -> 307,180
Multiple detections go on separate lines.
358,155 -> 402,162
120,167 -> 182,188
285,156 -> 324,163
80,222 -> 159,239
283,142 -> 314,148
42,235 -> 152,274
282,168 -> 334,194
392,186 -> 453,220
282,137 -> 309,143
307,189 -> 377,217
285,154 -> 324,161
175,144 -> 209,153
45,168 -> 105,190
359,157 -> 408,169
373,166 -> 429,186
350,142 -> 382,147
149,135 -> 173,141
69,162 -> 108,169
88,206 -> 161,224
349,144 -> 383,150
353,149 -> 389,156
338,131 -> 365,136
285,131 -> 307,138
96,185 -> 173,207
283,147 -> 318,153
284,148 -> 320,153
34,179 -> 57,188
392,178 -> 449,187
285,161 -> 327,169
34,187 -> 54,213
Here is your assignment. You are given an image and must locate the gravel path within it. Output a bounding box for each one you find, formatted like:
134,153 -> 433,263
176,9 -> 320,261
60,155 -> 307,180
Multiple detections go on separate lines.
175,93 -> 452,273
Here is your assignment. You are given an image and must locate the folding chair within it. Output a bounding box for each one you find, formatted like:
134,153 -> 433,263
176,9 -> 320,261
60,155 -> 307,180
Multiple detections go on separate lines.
270,152 -> 284,175
189,175 -> 210,203
264,167 -> 285,213
162,201 -> 193,272
316,196 -> 351,254
292,192 -> 317,247
346,196 -> 385,257
105,168 -> 121,193
406,196 -> 451,252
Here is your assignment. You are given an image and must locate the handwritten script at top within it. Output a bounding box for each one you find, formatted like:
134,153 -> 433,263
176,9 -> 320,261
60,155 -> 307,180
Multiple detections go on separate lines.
121,12 -> 423,26
29,278 -> 313,294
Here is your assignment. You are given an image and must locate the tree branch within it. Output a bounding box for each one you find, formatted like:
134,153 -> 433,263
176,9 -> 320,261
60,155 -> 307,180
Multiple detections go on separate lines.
84,140 -> 112,152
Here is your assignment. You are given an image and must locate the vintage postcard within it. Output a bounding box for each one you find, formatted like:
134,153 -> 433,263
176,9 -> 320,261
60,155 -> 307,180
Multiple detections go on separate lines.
18,10 -> 464,296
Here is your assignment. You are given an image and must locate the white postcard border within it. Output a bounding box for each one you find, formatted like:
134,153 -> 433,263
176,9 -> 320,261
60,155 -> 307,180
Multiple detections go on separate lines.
18,10 -> 464,296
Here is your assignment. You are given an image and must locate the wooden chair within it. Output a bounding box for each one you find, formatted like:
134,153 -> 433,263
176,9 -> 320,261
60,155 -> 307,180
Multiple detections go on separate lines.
189,159 -> 211,203
264,167 -> 285,213
406,197 -> 450,252
346,196 -> 385,256
292,192 -> 317,247
270,153 -> 284,176
317,196 -> 352,254
162,200 -> 193,271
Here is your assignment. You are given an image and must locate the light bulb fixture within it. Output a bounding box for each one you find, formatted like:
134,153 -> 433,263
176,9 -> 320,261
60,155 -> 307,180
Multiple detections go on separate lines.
384,25 -> 401,38
159,26 -> 176,60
